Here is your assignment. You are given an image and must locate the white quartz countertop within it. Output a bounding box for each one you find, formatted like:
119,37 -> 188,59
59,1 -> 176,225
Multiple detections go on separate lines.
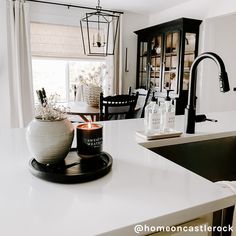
1,111 -> 236,236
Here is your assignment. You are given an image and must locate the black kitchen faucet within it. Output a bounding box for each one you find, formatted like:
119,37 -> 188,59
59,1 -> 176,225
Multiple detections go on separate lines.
185,52 -> 230,134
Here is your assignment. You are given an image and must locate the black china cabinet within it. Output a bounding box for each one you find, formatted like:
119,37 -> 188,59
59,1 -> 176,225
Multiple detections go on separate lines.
134,18 -> 202,114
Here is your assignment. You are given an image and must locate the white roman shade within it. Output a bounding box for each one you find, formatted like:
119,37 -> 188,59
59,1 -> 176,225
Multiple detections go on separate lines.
30,22 -> 97,59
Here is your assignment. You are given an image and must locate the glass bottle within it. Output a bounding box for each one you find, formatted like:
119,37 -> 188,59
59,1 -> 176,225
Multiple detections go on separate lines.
162,90 -> 175,132
144,92 -> 162,133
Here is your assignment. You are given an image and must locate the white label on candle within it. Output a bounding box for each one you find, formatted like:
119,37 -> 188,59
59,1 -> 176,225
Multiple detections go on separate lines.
84,137 -> 103,148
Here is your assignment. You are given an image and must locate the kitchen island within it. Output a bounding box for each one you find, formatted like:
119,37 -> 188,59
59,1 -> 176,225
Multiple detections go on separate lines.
1,111 -> 236,236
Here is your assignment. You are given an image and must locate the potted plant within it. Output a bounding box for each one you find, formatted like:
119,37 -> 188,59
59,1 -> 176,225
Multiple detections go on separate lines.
26,89 -> 74,165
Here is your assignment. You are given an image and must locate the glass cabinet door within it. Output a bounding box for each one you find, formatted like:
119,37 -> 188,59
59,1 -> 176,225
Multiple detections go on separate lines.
150,35 -> 162,91
183,32 -> 196,91
162,31 -> 180,94
138,41 -> 148,89
135,18 -> 202,114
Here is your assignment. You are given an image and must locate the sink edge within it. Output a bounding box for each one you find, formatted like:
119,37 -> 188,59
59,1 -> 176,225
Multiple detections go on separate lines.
138,130 -> 236,149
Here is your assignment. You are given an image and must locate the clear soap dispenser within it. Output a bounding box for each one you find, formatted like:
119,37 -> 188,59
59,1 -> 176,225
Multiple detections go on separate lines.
144,92 -> 162,132
162,89 -> 175,132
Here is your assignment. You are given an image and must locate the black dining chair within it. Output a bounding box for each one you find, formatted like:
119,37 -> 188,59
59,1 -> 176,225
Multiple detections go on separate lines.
129,87 -> 151,118
99,92 -> 139,121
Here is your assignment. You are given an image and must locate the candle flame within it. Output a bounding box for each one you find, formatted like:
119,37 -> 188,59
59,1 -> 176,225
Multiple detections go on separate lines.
88,122 -> 92,129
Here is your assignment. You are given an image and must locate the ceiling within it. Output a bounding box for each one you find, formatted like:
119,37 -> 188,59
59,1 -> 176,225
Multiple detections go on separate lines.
42,0 -> 192,14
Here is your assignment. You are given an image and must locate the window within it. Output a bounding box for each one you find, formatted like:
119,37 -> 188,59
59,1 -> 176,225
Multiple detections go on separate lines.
30,22 -> 107,103
32,58 -> 105,102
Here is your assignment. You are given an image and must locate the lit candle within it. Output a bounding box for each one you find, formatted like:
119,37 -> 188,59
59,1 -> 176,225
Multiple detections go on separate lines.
76,122 -> 103,158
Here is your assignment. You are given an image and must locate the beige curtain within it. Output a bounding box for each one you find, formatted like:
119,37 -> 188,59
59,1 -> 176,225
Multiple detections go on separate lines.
8,0 -> 34,128
105,15 -> 123,96
114,15 -> 123,95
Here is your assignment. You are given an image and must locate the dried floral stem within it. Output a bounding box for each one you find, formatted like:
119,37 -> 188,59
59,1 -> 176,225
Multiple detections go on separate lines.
77,64 -> 107,87
35,90 -> 69,121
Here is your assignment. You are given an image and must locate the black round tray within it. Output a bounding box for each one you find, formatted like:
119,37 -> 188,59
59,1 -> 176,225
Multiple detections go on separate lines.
29,151 -> 112,184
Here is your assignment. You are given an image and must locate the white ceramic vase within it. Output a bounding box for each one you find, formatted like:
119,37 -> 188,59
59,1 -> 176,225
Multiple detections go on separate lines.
26,118 -> 74,164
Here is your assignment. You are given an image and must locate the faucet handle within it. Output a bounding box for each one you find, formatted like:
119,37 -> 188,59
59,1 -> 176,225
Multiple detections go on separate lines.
195,114 -> 218,123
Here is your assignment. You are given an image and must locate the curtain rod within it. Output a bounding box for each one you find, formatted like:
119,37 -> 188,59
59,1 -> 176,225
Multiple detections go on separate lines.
25,0 -> 124,14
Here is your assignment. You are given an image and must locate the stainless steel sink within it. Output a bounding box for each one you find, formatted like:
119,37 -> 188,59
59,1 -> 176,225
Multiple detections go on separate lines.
149,136 -> 236,182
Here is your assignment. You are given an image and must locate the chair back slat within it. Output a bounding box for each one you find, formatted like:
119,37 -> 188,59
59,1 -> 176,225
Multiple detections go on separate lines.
100,93 -> 139,121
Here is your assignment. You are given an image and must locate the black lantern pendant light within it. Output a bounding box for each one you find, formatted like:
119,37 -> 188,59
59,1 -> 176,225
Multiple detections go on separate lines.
80,0 -> 121,56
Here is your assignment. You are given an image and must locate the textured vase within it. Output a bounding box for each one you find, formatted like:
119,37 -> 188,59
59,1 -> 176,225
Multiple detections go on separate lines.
83,84 -> 102,107
26,118 -> 74,164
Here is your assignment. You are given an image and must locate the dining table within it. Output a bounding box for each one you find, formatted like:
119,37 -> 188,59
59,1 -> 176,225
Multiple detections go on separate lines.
59,101 -> 141,123
59,101 -> 100,122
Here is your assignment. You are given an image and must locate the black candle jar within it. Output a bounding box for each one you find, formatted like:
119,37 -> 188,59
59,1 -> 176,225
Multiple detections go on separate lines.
76,123 -> 103,158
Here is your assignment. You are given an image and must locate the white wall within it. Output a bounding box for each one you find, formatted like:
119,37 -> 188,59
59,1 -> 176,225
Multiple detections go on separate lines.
30,2 -> 86,26
198,13 -> 236,113
149,0 -> 236,26
149,0 -> 236,113
122,13 -> 149,93
0,0 -> 10,128
149,0 -> 213,26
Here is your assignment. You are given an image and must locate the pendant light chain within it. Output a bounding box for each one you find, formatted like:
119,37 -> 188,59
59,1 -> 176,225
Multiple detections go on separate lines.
97,0 -> 100,40
96,0 -> 102,12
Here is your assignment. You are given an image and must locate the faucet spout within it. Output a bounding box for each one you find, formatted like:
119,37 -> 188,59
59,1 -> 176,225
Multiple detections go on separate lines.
185,52 -> 230,134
